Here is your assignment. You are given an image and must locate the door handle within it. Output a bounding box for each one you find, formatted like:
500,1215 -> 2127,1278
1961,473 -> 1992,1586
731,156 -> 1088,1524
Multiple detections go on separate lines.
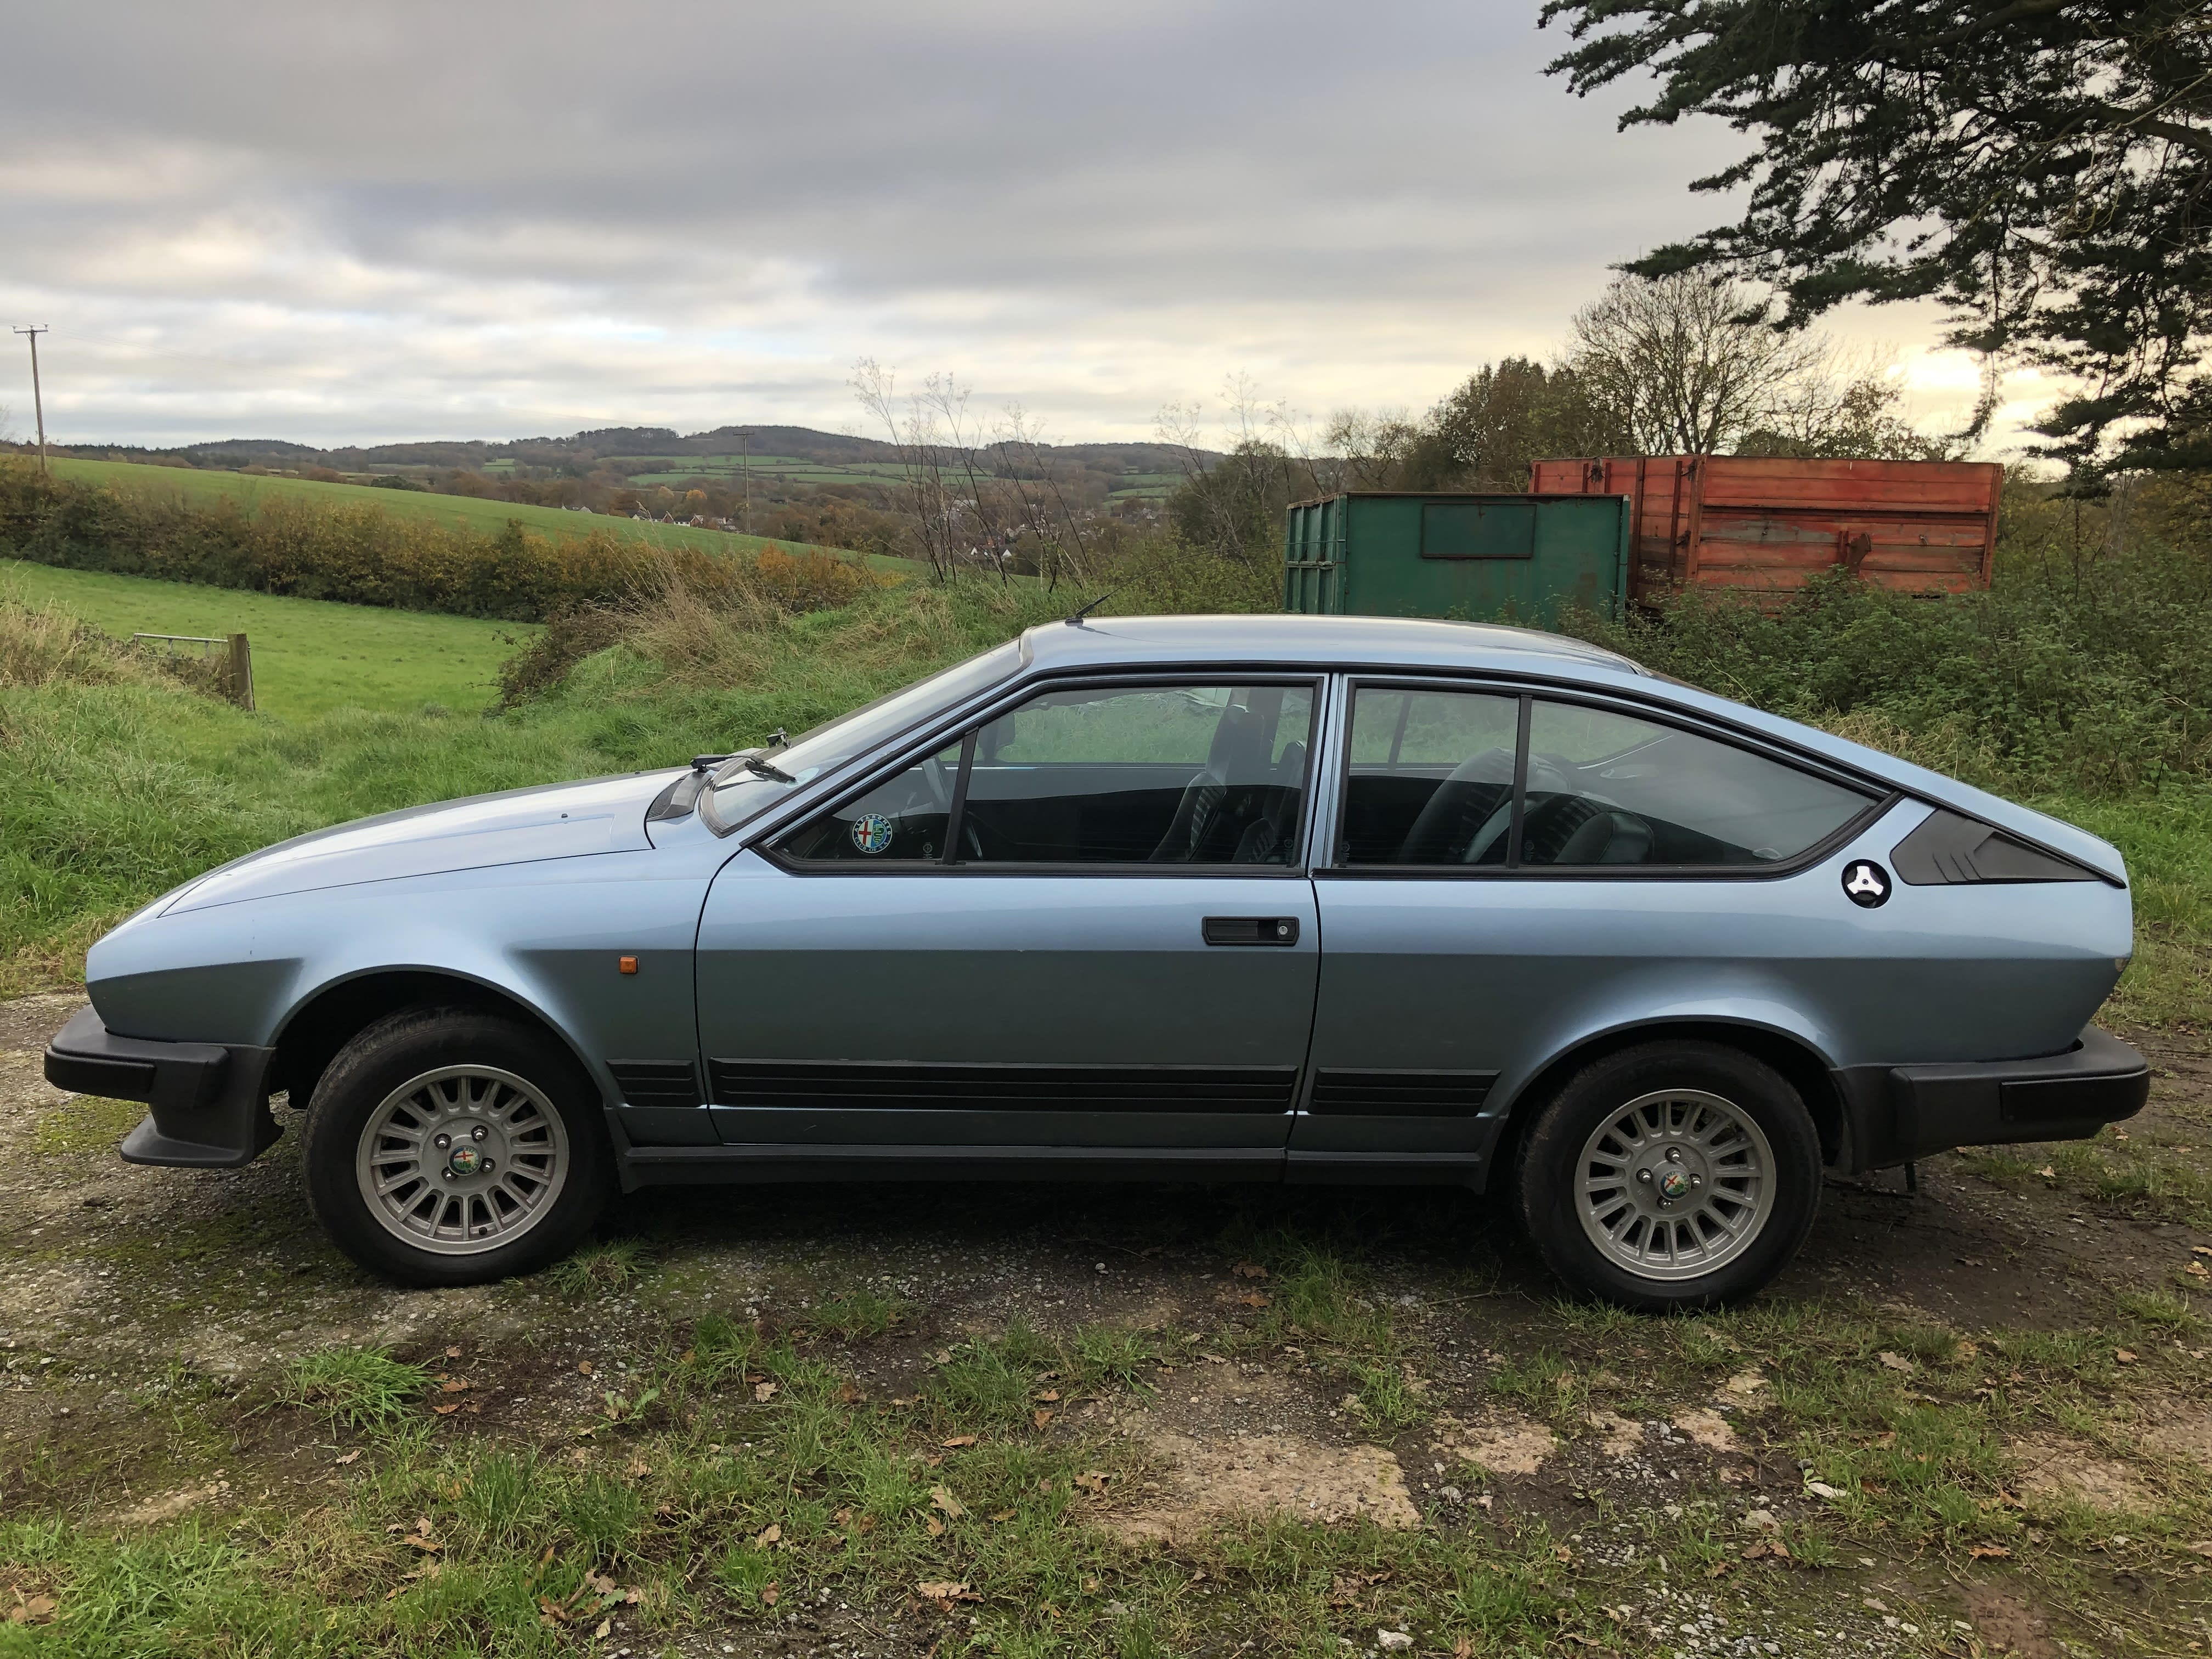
1203,916 -> 1300,947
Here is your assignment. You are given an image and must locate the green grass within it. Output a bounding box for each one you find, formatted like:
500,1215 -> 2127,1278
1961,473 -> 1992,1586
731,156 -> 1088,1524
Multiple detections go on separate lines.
3,559 -> 527,720
45,456 -> 891,567
276,1347 -> 431,1433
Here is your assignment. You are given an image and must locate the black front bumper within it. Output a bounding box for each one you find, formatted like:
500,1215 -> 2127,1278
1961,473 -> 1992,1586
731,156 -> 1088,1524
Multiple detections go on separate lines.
1835,1026 -> 2150,1171
43,1007 -> 280,1168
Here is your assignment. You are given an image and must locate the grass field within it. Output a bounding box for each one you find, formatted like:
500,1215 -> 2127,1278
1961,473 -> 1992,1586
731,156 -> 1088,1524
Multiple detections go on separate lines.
45,457 -> 866,564
2,560 -> 527,721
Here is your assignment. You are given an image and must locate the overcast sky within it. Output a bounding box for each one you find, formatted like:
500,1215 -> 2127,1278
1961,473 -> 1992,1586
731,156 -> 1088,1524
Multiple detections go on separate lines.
1,1 -> 2051,452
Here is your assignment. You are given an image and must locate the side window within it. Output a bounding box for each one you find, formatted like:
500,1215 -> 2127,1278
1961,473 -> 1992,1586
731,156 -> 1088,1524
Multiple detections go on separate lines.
1342,686 -> 1521,864
776,742 -> 963,863
963,683 -> 1316,865
1522,701 -> 1871,867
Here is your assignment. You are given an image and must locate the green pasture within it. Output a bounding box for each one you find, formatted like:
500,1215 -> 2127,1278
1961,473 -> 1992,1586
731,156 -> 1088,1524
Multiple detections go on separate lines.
2,560 -> 527,721
46,458 -> 828,561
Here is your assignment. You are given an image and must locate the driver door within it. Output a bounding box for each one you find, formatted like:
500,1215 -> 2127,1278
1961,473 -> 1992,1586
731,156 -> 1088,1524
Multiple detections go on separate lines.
693,679 -> 1322,1165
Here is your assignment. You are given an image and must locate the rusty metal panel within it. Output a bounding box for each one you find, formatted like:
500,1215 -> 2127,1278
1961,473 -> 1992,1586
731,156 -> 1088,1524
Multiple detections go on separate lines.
1530,455 -> 2001,603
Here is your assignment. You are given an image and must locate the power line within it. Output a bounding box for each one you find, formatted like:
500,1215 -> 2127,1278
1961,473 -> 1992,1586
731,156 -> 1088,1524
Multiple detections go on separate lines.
13,326 -> 48,473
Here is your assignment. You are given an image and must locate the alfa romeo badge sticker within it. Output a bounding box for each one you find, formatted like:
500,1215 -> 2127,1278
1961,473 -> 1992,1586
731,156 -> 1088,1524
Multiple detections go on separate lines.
850,812 -> 896,855
1841,859 -> 1891,908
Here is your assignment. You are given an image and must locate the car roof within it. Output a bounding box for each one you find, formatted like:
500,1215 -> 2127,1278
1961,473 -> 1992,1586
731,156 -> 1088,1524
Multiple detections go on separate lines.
1023,612 -> 1648,678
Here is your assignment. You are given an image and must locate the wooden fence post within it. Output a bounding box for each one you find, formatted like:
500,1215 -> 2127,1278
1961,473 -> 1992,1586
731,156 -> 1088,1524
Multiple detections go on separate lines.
227,633 -> 254,711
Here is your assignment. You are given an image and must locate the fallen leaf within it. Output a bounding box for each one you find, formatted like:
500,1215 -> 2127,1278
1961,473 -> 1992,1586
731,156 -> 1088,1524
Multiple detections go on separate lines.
2117,1348 -> 2138,1364
538,1594 -> 570,1623
1033,1407 -> 1054,1429
930,1485 -> 968,1520
917,1579 -> 977,1608
2186,1261 -> 2209,1280
2193,1245 -> 2212,1259
940,1435 -> 978,1449
593,1618 -> 611,1638
1200,1352 -> 1228,1365
1877,1351 -> 1915,1374
1034,1389 -> 1061,1402
2186,1541 -> 2212,1558
761,1582 -> 779,1606
1474,1493 -> 1493,1511
1554,1544 -> 1576,1565
925,1516 -> 945,1537
989,1508 -> 1017,1522
1238,1291 -> 1271,1308
578,1361 -> 593,1375
7,1595 -> 58,1627
585,1570 -> 618,1595
1073,1470 -> 1109,1494
1455,1638 -> 1475,1659
2035,1165 -> 2056,1179
1806,1481 -> 1846,1500
334,1450 -> 362,1466
431,1403 -> 461,1416
754,1523 -> 781,1548
932,1350 -> 952,1365
627,1459 -> 650,1479
445,1345 -> 462,1359
1969,1544 -> 2012,1559
1707,1560 -> 1734,1578
1233,1261 -> 1268,1280
441,1379 -> 470,1394
753,1380 -> 778,1403
836,1380 -> 864,1404
400,1534 -> 441,1554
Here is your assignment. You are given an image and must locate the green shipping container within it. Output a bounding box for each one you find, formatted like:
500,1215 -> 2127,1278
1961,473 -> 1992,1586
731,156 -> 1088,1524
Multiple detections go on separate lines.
1282,492 -> 1629,627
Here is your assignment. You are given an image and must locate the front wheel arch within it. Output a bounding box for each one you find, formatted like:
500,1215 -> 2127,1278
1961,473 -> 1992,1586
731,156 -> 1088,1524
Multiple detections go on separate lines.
269,969 -> 601,1116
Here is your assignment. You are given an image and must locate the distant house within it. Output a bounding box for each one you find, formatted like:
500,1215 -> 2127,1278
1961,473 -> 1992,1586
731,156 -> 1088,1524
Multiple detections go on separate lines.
659,512 -> 678,524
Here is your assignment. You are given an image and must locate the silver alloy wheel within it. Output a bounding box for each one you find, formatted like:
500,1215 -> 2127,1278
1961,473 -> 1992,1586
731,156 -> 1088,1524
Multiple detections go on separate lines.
1573,1088 -> 1776,1281
354,1065 -> 569,1256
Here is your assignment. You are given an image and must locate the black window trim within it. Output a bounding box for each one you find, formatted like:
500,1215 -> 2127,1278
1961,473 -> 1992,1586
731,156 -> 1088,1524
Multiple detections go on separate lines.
757,668 -> 1329,879
1327,673 -> 1899,883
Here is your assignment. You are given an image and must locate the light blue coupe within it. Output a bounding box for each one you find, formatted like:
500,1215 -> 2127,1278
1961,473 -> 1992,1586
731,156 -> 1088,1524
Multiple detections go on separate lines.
46,614 -> 2147,1308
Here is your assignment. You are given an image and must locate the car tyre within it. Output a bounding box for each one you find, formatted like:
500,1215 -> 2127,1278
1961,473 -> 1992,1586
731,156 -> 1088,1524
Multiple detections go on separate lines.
302,1006 -> 611,1286
1514,1041 -> 1820,1312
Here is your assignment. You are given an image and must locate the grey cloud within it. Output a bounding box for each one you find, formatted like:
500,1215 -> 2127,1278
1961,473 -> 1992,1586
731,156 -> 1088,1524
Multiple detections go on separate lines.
1,0 -> 1870,447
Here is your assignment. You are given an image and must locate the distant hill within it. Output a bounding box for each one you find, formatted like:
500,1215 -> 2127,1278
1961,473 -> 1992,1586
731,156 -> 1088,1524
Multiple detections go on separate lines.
25,425 -> 1214,479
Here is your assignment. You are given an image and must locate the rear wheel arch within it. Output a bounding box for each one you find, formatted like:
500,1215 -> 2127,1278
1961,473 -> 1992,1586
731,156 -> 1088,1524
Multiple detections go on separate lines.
1485,1019 -> 1847,1184
270,971 -> 601,1114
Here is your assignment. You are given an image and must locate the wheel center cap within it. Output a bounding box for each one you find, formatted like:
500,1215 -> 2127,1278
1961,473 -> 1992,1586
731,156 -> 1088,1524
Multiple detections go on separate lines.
447,1145 -> 485,1177
1656,1167 -> 1692,1200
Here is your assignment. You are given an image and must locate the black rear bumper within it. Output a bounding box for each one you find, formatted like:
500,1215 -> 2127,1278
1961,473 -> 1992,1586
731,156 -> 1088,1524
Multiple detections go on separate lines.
42,1006 -> 280,1168
1835,1026 -> 2150,1171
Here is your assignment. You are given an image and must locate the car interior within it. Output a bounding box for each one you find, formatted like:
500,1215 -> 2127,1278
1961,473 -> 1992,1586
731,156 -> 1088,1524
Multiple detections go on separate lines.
778,686 -> 1315,865
1342,713 -> 1872,867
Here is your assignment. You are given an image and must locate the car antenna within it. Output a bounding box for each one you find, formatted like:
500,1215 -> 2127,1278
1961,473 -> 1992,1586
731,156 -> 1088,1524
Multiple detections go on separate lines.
1063,585 -> 1124,626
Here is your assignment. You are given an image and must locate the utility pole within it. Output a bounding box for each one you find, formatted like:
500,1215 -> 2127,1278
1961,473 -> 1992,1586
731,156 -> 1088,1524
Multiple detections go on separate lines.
737,427 -> 754,536
13,326 -> 49,473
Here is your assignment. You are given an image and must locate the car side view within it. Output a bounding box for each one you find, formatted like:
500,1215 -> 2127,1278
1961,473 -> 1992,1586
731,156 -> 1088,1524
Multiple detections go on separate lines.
45,614 -> 2149,1310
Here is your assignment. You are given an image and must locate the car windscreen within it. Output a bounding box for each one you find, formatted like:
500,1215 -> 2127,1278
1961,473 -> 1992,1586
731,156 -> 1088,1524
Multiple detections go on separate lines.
700,637 -> 1025,835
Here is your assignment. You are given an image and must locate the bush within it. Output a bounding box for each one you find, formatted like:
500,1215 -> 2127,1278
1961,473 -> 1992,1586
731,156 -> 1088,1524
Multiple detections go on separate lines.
1564,541 -> 2212,798
0,461 -> 884,624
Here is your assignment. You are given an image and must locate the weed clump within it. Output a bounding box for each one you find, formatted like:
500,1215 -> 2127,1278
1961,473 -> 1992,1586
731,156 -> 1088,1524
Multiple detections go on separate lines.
278,1346 -> 430,1432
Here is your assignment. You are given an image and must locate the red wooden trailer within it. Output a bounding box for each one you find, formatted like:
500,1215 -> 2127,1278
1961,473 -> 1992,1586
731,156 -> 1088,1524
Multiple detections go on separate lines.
1528,455 -> 2002,604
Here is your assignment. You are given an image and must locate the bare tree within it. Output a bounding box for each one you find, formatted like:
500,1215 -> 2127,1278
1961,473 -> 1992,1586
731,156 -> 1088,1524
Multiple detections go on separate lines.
850,360 -> 998,582
1566,273 -> 1825,455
